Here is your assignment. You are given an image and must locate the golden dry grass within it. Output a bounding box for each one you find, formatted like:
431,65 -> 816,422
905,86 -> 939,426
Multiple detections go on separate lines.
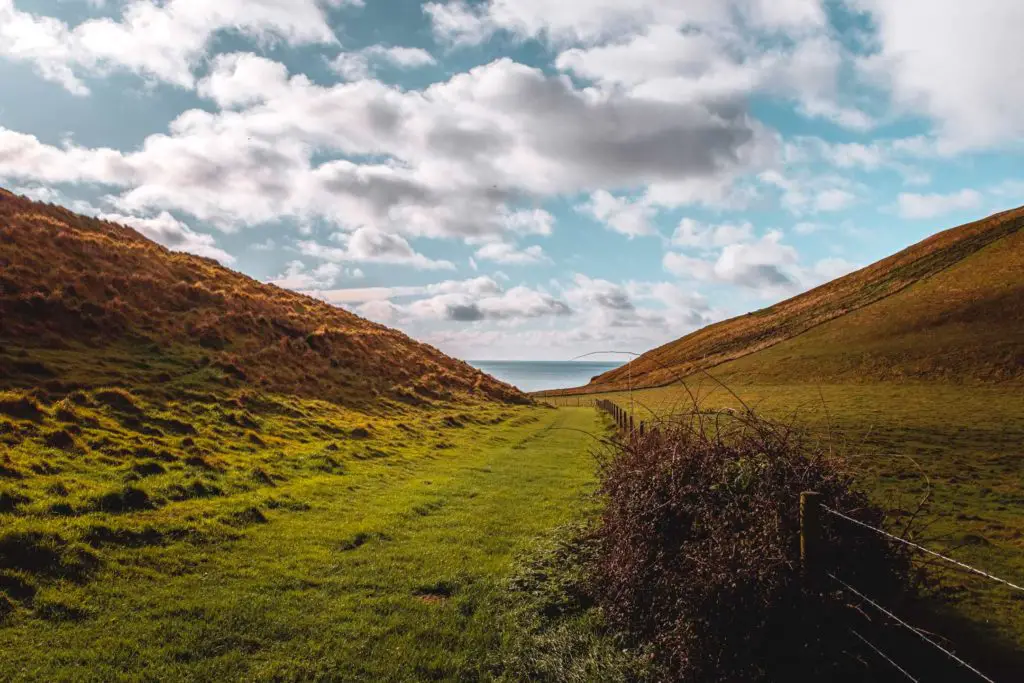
0,187 -> 525,408
542,205 -> 1023,395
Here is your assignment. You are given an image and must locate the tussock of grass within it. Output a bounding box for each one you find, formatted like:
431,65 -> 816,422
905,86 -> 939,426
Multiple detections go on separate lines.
0,531 -> 99,582
0,392 -> 43,421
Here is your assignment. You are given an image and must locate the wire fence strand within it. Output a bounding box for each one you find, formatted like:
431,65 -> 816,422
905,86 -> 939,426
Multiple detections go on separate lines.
849,628 -> 919,682
827,572 -> 996,683
822,505 -> 1024,593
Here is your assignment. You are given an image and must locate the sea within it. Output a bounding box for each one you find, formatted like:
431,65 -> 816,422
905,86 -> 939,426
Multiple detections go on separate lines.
467,360 -> 625,393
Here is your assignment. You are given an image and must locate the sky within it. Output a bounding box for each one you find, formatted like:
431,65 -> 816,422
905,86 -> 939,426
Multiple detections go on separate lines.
1,1 -> 1022,361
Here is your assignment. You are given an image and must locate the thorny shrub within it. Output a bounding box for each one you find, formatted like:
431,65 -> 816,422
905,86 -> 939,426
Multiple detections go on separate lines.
594,404 -> 916,682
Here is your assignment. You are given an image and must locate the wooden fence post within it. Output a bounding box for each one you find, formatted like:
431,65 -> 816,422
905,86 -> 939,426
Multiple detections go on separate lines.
800,491 -> 821,580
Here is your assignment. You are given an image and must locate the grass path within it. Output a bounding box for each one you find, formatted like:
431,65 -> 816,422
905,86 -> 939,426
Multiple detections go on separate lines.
1,406 -> 602,682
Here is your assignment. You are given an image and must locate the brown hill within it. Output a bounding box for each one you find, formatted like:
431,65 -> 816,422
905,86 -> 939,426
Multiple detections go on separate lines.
544,206 -> 1024,394
0,188 -> 524,407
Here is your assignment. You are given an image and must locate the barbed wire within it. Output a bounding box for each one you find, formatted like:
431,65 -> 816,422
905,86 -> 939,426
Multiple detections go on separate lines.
827,572 -> 995,683
849,628 -> 919,682
822,505 -> 1024,592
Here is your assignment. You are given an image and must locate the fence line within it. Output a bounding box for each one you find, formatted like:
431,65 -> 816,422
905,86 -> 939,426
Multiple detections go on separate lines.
822,505 -> 1024,593
798,492 -> 1007,682
826,571 -> 995,683
572,395 -> 1013,680
593,398 -> 652,439
848,628 -> 919,683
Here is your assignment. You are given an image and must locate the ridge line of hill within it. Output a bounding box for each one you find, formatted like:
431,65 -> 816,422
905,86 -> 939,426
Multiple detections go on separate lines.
0,187 -> 527,408
537,205 -> 1024,395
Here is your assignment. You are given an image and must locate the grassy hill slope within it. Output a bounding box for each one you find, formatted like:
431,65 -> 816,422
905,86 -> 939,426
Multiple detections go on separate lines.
551,206 -> 1023,394
0,187 -> 537,633
0,187 -> 523,408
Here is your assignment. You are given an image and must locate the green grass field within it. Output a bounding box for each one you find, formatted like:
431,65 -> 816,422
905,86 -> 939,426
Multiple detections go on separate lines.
1,399 -> 603,681
545,381 -> 1024,658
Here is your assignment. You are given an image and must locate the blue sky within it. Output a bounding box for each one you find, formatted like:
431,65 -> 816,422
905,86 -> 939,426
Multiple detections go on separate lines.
1,0 -> 1022,360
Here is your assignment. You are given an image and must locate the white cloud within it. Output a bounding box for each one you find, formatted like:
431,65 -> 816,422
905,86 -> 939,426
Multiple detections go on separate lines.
0,0 -> 343,92
329,45 -> 436,80
672,218 -> 754,249
355,298 -> 402,323
853,1 -> 1024,149
896,189 -> 982,219
269,260 -> 343,289
408,285 -> 571,322
315,276 -> 504,305
335,276 -> 571,322
811,256 -> 858,281
298,228 -> 455,270
474,242 -> 551,265
990,179 -> 1024,201
0,57 -> 766,243
814,188 -> 856,212
423,1 -> 494,46
664,230 -> 800,294
98,211 -> 235,264
251,238 -> 278,251
580,191 -> 656,238
0,127 -> 134,185
760,170 -> 859,215
197,53 -> 290,108
317,273 -> 720,360
565,274 -> 636,313
501,208 -> 555,236
553,19 -> 869,130
12,185 -> 62,203
561,275 -> 716,339
427,0 -> 824,47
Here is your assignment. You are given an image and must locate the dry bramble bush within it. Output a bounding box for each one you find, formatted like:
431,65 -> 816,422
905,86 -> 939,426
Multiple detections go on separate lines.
593,402 -> 917,682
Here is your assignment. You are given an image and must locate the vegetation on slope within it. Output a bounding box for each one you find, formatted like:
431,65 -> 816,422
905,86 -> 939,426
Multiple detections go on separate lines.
1,406 -> 601,680
0,184 -> 552,669
0,187 -> 525,408
550,206 -> 1023,393
592,407 -> 918,682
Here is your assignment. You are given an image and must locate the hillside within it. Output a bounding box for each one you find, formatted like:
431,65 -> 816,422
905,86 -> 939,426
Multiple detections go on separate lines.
0,187 -> 523,407
547,206 -> 1024,394
0,186 -> 533,634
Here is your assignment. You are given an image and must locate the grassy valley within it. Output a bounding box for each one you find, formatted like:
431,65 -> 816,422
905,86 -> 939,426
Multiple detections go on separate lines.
0,189 -> 607,679
3,187 -> 1022,680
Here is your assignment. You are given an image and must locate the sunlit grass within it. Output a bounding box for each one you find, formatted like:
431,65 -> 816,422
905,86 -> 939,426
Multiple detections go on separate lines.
1,392 -> 602,679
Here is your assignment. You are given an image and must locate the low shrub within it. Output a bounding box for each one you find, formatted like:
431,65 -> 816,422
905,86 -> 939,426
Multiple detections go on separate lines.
93,388 -> 140,413
0,490 -> 30,513
0,531 -> 99,581
0,392 -> 43,420
42,429 -> 77,450
91,486 -> 153,513
594,406 -> 914,682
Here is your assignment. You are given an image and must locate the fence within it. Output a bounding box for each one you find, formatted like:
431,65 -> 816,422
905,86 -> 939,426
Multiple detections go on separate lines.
800,491 -> 1022,682
584,398 -> 1021,681
594,398 -> 653,438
